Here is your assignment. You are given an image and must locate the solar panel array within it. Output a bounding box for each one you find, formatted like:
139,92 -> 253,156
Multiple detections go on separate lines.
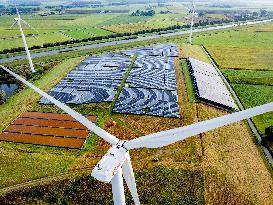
188,57 -> 237,109
0,112 -> 97,149
114,44 -> 180,118
40,53 -> 131,104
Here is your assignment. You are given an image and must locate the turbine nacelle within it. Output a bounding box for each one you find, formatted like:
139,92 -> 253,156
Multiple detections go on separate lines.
92,141 -> 129,183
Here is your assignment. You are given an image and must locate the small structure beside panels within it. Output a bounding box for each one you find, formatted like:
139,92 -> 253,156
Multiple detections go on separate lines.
40,53 -> 131,104
188,57 -> 237,110
0,112 -> 97,149
114,44 -> 180,118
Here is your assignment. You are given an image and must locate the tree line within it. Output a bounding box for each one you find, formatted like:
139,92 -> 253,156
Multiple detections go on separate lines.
0,18 -> 239,55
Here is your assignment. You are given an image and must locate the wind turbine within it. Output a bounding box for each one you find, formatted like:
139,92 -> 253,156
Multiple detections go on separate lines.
10,5 -> 37,73
189,0 -> 195,44
1,65 -> 273,205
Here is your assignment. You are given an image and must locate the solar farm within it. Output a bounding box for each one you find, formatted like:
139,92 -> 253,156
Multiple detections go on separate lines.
188,57 -> 237,110
41,44 -> 181,118
0,112 -> 97,149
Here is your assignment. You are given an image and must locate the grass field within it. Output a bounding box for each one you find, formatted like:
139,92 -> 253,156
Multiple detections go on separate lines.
63,28 -> 112,40
102,20 -> 186,33
222,69 -> 273,85
0,2 -> 191,52
0,33 -> 71,51
205,46 -> 273,71
232,84 -> 273,135
195,24 -> 273,49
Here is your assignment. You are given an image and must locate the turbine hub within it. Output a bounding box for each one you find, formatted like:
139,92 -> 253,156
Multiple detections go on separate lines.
91,141 -> 128,183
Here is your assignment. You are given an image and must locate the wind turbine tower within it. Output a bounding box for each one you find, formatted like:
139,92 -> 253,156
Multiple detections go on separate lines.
189,0 -> 195,44
11,6 -> 36,73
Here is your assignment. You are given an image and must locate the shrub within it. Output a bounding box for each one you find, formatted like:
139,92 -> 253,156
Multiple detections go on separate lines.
265,126 -> 273,141
0,90 -> 6,104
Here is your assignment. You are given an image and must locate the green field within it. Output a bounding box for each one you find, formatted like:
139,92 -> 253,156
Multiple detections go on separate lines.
0,2 -> 192,52
0,33 -> 71,51
232,84 -> 273,135
222,69 -> 273,85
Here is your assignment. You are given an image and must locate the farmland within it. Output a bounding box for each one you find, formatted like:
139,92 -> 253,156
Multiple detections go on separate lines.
0,1 -> 273,204
0,2 -> 191,52
0,43 -> 273,204
0,0 -> 246,53
194,22 -> 273,138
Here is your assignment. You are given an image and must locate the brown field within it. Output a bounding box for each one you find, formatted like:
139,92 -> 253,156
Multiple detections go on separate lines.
197,104 -> 273,204
180,44 -> 211,63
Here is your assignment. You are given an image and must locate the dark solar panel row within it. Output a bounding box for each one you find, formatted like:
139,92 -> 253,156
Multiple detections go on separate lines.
113,88 -> 179,118
122,44 -> 179,57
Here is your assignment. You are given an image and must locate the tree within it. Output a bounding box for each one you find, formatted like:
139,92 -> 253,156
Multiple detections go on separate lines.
260,9 -> 267,17
198,11 -> 206,17
252,11 -> 259,17
0,90 -> 6,104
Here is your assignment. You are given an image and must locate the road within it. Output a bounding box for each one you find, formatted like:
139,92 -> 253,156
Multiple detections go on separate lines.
0,19 -> 272,64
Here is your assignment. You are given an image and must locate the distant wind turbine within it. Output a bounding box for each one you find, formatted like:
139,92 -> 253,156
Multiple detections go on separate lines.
1,64 -> 273,205
10,5 -> 38,73
189,0 -> 195,44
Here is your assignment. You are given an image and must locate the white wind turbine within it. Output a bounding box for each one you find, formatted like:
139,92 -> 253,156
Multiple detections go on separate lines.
189,0 -> 195,44
10,5 -> 38,73
1,65 -> 273,205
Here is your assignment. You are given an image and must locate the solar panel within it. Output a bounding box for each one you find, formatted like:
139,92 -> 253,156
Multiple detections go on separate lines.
188,57 -> 237,109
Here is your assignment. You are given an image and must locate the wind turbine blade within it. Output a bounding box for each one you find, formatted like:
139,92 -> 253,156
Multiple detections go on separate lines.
122,154 -> 140,205
10,21 -> 18,29
0,65 -> 119,145
21,19 -> 39,35
125,102 -> 273,149
111,169 -> 126,205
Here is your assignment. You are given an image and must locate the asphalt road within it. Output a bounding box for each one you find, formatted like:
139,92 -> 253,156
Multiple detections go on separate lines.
0,19 -> 272,64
